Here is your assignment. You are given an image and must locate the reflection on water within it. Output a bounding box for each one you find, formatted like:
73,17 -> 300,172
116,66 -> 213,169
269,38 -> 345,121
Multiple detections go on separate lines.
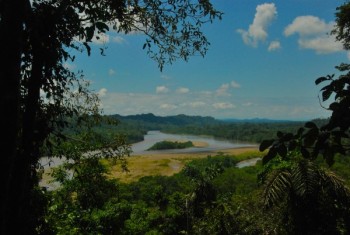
131,130 -> 256,155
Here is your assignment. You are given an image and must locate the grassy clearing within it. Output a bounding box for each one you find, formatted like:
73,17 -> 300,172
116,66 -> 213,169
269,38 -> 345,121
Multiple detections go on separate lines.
107,146 -> 262,183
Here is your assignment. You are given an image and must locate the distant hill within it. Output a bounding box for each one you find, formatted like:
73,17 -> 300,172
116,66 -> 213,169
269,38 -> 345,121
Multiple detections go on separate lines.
220,118 -> 300,123
111,113 -> 307,125
111,113 -> 220,126
105,113 -> 329,144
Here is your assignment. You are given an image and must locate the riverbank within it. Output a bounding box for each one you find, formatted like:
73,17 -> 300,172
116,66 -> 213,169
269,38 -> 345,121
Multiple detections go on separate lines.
40,146 -> 262,188
109,146 -> 261,183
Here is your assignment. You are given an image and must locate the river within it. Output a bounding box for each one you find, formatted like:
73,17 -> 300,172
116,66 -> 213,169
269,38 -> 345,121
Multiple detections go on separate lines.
131,130 -> 256,155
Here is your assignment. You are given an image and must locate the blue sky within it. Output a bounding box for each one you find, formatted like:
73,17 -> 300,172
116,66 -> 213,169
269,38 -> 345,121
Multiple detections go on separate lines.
68,0 -> 348,120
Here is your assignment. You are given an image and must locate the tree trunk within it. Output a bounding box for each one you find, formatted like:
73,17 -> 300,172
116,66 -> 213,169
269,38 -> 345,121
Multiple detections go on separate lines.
0,0 -> 34,234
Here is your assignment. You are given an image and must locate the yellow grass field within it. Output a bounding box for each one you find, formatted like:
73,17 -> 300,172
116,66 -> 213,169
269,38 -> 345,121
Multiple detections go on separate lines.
108,146 -> 261,183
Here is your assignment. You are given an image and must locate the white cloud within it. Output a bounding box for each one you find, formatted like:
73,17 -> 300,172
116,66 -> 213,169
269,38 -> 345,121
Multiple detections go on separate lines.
97,88 -> 108,98
298,36 -> 343,54
156,86 -> 169,94
237,3 -> 277,47
284,16 -> 333,37
112,35 -> 126,44
213,102 -> 235,109
161,74 -> 171,80
284,16 -> 343,54
176,87 -> 190,94
160,103 -> 177,110
181,101 -> 206,108
242,102 -> 253,107
96,91 -> 329,120
109,69 -> 116,76
231,81 -> 241,88
63,62 -> 76,71
216,83 -> 230,96
268,40 -> 281,51
216,81 -> 240,96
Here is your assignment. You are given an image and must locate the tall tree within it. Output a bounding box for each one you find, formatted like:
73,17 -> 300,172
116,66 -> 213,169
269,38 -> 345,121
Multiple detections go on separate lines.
0,0 -> 222,233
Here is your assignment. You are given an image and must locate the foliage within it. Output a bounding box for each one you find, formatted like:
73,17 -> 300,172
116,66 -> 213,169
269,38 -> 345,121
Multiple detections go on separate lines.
147,140 -> 194,150
109,113 -> 306,144
1,0 -> 222,233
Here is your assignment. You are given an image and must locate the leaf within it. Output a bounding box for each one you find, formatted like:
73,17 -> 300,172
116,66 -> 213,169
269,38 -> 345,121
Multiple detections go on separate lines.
83,42 -> 91,56
300,147 -> 310,158
277,131 -> 283,138
288,140 -> 297,151
304,122 -> 317,129
95,22 -> 109,32
315,76 -> 330,85
303,128 -> 319,147
322,88 -> 333,101
296,127 -> 305,137
260,139 -> 274,152
282,133 -> 294,142
262,148 -> 277,165
277,144 -> 287,158
86,26 -> 95,42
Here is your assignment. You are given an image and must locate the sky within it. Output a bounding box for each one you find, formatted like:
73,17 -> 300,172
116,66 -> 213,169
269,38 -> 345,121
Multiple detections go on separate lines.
68,0 -> 348,120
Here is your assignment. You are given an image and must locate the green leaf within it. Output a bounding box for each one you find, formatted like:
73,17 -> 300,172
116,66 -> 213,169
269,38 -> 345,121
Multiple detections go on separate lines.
262,148 -> 277,165
83,42 -> 91,56
304,122 -> 317,129
259,139 -> 274,152
95,22 -> 109,32
300,147 -> 310,158
277,131 -> 283,138
86,26 -> 95,42
315,76 -> 329,85
277,144 -> 287,158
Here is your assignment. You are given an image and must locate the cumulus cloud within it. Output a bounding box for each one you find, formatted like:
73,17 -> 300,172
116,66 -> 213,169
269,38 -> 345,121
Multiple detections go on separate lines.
156,86 -> 169,94
231,81 -> 241,88
268,40 -> 281,51
213,102 -> 235,109
176,87 -> 190,94
97,88 -> 108,98
109,69 -> 116,76
216,84 -> 231,96
284,16 -> 333,37
237,3 -> 277,47
284,16 -> 343,54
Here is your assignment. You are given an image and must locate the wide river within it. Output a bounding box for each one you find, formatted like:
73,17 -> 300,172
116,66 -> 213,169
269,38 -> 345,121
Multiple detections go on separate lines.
131,130 -> 256,155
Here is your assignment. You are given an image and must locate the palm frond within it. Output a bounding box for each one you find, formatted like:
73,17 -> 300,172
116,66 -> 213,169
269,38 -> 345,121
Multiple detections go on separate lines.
292,160 -> 319,198
263,169 -> 292,208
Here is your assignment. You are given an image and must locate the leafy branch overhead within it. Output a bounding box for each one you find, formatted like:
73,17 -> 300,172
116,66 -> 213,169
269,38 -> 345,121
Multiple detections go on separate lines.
260,3 -> 350,166
260,65 -> 350,166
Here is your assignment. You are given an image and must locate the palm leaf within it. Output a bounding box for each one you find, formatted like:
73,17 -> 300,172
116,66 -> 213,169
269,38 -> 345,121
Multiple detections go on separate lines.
292,160 -> 319,198
263,169 -> 292,207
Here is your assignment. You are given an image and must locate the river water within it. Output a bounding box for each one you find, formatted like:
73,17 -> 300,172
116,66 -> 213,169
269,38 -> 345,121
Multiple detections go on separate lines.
131,130 -> 256,155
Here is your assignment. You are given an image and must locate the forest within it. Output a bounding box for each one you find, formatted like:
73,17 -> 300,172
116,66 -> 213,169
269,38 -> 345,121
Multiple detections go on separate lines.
1,0 -> 350,234
95,113 -> 313,144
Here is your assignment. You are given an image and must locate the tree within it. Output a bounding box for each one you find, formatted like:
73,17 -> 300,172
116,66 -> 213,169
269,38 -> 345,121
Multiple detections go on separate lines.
259,2 -> 350,233
0,0 -> 222,233
260,156 -> 350,234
